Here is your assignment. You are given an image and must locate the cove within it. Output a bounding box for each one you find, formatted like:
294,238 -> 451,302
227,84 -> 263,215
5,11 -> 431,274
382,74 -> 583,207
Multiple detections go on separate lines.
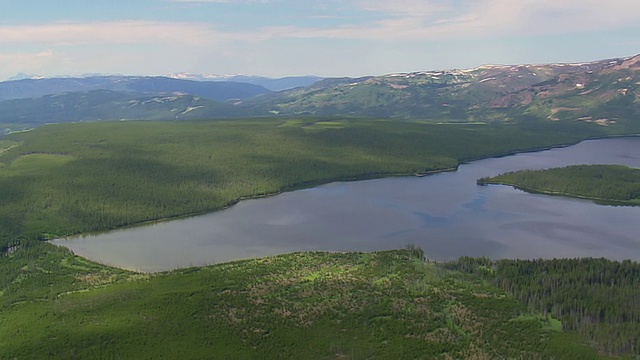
53,137 -> 640,272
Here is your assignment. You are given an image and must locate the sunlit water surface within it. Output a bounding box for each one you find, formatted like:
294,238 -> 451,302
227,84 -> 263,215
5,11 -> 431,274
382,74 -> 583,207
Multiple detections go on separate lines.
52,137 -> 640,272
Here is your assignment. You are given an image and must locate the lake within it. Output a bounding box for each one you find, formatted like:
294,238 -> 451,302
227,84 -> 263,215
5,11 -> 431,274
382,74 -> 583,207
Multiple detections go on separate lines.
52,137 -> 640,272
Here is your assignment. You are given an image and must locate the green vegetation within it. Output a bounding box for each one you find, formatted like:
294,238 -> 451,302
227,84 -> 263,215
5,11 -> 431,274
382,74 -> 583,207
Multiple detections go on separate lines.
478,164 -> 640,205
0,118 -> 637,357
1,55 -> 638,133
240,55 -> 639,132
0,247 -> 602,359
449,257 -> 640,356
0,118 -> 607,250
0,55 -> 637,357
0,90 -> 237,128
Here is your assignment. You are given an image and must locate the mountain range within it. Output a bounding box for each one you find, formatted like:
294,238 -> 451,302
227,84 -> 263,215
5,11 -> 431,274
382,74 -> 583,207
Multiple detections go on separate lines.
0,76 -> 269,102
245,55 -> 639,122
0,54 -> 637,133
164,73 -> 323,91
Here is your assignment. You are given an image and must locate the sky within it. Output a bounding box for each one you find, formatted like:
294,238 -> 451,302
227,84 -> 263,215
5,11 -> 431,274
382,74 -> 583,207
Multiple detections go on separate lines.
0,0 -> 639,80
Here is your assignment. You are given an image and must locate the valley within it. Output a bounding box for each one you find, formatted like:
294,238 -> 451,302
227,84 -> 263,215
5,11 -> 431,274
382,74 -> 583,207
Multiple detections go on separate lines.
0,53 -> 639,358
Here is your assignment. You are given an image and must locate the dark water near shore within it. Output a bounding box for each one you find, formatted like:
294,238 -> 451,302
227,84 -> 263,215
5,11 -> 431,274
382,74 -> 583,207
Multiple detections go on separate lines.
53,137 -> 640,272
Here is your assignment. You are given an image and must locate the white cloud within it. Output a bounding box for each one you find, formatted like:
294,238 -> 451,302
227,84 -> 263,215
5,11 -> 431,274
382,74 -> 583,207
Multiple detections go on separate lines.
0,1 -> 637,79
0,21 -> 235,80
256,0 -> 640,41
0,49 -> 63,79
2,1 -> 638,47
169,0 -> 271,2
368,0 -> 640,38
0,49 -> 54,61
0,21 -> 222,46
171,0 -> 229,2
163,0 -> 640,43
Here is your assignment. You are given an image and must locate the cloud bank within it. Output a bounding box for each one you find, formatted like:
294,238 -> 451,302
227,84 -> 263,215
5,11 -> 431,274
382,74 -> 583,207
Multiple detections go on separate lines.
0,0 -> 638,79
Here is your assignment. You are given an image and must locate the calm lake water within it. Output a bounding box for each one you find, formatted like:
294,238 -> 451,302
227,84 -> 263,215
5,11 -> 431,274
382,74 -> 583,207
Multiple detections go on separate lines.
52,137 -> 640,272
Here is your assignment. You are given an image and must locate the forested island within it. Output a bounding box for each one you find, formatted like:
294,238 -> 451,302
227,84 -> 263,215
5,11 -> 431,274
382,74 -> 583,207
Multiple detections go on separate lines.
478,164 -> 640,205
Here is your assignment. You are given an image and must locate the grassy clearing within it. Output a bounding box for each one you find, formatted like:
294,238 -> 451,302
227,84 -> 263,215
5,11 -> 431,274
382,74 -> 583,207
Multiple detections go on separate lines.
0,140 -> 21,154
0,154 -> 74,175
510,315 -> 563,332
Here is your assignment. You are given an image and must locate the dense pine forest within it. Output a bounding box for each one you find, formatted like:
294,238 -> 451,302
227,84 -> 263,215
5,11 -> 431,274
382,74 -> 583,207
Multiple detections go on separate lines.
448,257 -> 640,356
478,164 -> 640,205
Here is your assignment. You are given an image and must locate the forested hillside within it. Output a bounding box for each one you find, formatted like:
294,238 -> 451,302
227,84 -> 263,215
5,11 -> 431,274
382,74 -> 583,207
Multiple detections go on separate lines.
0,248 -> 602,359
0,75 -> 270,101
449,257 -> 640,356
0,90 -> 237,126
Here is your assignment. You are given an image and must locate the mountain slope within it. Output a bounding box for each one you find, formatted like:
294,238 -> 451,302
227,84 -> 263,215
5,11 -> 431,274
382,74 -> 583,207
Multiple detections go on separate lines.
0,55 -> 637,131
0,247 -> 602,359
241,55 -> 639,124
503,55 -> 640,130
0,90 -> 236,125
0,76 -> 270,101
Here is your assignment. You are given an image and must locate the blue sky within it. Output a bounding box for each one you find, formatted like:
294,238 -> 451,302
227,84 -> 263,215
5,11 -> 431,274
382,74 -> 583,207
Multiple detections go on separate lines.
0,0 -> 638,80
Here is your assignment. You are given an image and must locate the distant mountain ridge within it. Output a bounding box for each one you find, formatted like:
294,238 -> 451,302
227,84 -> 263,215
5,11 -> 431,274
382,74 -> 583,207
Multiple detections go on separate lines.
5,72 -> 46,81
246,55 -> 638,121
0,90 -> 236,126
0,76 -> 270,102
0,54 -> 637,132
164,73 -> 324,91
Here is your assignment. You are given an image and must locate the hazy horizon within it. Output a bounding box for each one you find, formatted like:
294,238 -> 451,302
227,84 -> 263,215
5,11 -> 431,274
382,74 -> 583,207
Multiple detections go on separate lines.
1,1 -> 639,81
4,51 -> 638,83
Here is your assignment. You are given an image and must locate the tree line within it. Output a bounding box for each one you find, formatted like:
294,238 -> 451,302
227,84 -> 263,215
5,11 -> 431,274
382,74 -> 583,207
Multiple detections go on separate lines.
447,256 -> 640,356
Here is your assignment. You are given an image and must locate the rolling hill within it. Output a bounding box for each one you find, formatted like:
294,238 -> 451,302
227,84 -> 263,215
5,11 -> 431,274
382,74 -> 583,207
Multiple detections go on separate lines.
0,55 -> 637,133
244,55 -> 639,125
0,90 -> 237,127
0,75 -> 270,102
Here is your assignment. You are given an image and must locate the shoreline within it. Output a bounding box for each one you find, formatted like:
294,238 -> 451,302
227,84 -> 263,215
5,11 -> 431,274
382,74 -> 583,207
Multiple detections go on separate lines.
53,134 -> 640,240
480,182 -> 640,207
54,166 -> 461,239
